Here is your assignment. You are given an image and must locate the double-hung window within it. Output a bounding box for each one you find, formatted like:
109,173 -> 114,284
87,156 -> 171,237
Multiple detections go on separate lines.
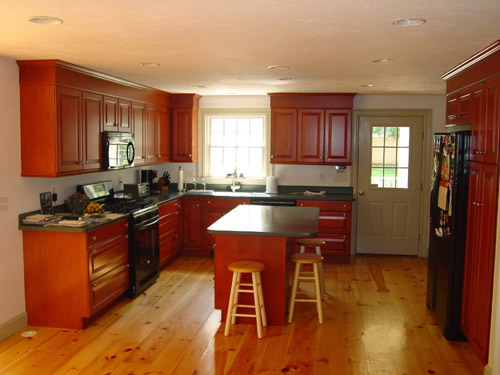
202,111 -> 269,181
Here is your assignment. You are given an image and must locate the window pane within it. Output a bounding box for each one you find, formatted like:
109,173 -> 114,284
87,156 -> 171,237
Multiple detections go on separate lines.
371,148 -> 383,167
211,118 -> 223,133
396,168 -> 409,188
210,161 -> 224,177
237,118 -> 250,146
210,147 -> 223,162
384,147 -> 397,167
385,127 -> 397,146
223,148 -> 236,172
398,127 -> 410,147
384,168 -> 396,188
371,168 -> 383,187
236,147 -> 249,174
249,119 -> 263,146
372,127 -> 384,146
397,148 -> 409,167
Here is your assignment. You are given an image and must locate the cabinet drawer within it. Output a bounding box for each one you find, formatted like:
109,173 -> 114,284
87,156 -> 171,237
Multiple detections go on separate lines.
203,197 -> 250,209
88,234 -> 128,281
318,212 -> 351,234
297,200 -> 351,212
159,234 -> 179,267
87,218 -> 128,247
317,234 -> 351,256
159,211 -> 179,237
89,263 -> 129,314
158,199 -> 180,216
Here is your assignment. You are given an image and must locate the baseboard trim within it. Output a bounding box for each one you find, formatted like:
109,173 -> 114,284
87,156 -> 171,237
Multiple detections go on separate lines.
0,313 -> 28,342
484,364 -> 491,375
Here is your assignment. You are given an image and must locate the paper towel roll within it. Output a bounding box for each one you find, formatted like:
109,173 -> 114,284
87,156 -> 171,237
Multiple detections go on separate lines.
177,167 -> 184,191
265,176 -> 278,194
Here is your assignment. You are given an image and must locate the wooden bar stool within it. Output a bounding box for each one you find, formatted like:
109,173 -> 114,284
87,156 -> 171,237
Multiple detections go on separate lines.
296,238 -> 326,297
288,253 -> 324,324
224,261 -> 267,338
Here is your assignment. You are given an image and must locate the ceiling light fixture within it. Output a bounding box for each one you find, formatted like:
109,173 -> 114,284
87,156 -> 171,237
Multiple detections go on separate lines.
267,65 -> 290,70
361,84 -> 374,87
29,16 -> 63,25
193,85 -> 206,89
371,58 -> 394,63
278,77 -> 296,81
139,63 -> 160,67
391,18 -> 427,27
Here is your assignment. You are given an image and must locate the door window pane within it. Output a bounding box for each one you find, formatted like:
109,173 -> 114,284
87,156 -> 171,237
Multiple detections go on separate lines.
370,125 -> 410,189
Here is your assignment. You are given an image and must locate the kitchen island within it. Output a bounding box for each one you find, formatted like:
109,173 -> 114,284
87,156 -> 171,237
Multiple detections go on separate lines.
208,205 -> 320,325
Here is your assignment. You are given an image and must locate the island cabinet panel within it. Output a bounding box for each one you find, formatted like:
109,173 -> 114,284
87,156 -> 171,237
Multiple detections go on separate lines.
297,200 -> 352,256
442,40 -> 500,364
202,197 -> 250,252
17,59 -> 172,176
158,199 -> 180,266
22,218 -> 129,329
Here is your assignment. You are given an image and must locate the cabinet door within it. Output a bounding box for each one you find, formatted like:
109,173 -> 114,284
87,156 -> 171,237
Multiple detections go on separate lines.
159,233 -> 179,267
57,86 -> 83,173
145,105 -> 159,163
446,94 -> 458,125
182,197 -> 202,247
462,163 -> 498,363
297,109 -> 324,163
457,91 -> 472,125
482,77 -> 500,164
158,106 -> 170,162
203,208 -> 226,251
118,99 -> 132,132
270,109 -> 297,163
103,96 -> 118,131
88,233 -> 128,281
325,109 -> 351,164
132,102 -> 146,165
470,83 -> 485,163
82,92 -> 102,171
89,263 -> 129,314
172,109 -> 196,162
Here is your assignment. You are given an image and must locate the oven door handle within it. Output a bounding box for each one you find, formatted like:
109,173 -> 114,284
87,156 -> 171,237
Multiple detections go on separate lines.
135,217 -> 159,230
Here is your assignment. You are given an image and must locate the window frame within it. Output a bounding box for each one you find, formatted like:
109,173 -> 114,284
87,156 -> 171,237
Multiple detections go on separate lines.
199,108 -> 271,185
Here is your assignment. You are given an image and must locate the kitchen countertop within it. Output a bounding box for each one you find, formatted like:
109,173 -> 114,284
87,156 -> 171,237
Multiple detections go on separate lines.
18,186 -> 352,233
207,205 -> 320,237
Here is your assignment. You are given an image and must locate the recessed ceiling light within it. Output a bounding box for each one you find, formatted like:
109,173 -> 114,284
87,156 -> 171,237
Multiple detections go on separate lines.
278,77 -> 296,81
361,84 -> 374,87
225,92 -> 238,95
391,18 -> 427,27
267,65 -> 290,70
29,16 -> 63,25
139,63 -> 160,67
371,58 -> 394,63
193,85 -> 206,88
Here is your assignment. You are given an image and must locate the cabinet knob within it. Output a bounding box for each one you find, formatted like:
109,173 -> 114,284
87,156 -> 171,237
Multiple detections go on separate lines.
125,235 -> 129,239
271,155 -> 274,159
188,154 -> 192,157
358,191 -> 365,196
207,200 -> 211,204
91,235 -> 97,241
343,213 -> 347,217
447,114 -> 457,120
473,201 -> 483,207
300,203 -> 304,206
90,281 -> 98,287
91,249 -> 97,255
343,204 -> 347,208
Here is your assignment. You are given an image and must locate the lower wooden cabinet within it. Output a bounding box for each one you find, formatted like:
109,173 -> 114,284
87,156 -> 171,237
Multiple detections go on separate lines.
22,218 -> 129,329
158,199 -> 180,266
296,200 -> 352,256
462,162 -> 498,363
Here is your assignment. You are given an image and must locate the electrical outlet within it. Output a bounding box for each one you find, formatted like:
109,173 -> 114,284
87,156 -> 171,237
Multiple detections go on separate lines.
319,173 -> 325,182
0,197 -> 7,211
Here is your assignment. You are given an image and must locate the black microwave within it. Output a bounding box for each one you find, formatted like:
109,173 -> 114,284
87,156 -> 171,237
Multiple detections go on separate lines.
102,131 -> 135,170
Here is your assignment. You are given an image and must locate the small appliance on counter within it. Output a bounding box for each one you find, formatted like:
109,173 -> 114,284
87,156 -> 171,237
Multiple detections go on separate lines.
124,183 -> 150,198
265,176 -> 278,194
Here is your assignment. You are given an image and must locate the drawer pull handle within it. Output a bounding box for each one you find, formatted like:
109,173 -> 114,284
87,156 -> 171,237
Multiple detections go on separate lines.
91,249 -> 97,255
91,235 -> 97,241
90,281 -> 98,287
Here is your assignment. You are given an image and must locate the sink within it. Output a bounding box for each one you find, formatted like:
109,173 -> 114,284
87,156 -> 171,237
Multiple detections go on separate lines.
187,189 -> 214,194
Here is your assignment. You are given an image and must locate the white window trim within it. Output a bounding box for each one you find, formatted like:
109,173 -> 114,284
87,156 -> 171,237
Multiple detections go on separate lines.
198,108 -> 271,185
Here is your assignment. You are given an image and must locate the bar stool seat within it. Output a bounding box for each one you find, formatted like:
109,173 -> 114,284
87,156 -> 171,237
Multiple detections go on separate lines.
296,238 -> 326,297
288,253 -> 324,324
225,261 -> 267,338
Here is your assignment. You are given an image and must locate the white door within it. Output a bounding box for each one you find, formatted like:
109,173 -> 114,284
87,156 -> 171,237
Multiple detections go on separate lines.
356,116 -> 423,255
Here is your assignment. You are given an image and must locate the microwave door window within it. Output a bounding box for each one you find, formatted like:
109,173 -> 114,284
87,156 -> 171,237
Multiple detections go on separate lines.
109,144 -> 120,168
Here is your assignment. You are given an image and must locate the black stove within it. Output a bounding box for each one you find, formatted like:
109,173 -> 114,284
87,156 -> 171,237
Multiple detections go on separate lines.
77,181 -> 160,297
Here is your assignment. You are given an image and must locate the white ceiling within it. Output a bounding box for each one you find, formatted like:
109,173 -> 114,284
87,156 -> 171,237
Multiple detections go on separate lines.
1,0 -> 499,96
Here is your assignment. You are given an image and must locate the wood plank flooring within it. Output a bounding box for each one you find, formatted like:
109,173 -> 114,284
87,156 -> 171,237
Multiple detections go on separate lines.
0,256 -> 484,375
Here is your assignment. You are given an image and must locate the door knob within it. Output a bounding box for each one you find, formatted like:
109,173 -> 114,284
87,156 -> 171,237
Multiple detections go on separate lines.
359,191 -> 365,196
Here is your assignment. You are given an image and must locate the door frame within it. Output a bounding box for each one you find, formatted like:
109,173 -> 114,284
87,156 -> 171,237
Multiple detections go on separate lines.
351,109 -> 433,257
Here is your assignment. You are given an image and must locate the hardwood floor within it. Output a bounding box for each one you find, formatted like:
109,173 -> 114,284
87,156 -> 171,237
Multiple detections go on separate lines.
0,256 -> 484,375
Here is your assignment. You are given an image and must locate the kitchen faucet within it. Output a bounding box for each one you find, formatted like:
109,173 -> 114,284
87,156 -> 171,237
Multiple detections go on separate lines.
226,167 -> 242,192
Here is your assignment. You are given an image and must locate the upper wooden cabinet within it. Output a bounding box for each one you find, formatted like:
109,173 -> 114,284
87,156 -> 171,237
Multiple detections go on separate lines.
171,94 -> 200,163
17,60 -> 171,177
445,90 -> 472,125
269,93 -> 355,166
